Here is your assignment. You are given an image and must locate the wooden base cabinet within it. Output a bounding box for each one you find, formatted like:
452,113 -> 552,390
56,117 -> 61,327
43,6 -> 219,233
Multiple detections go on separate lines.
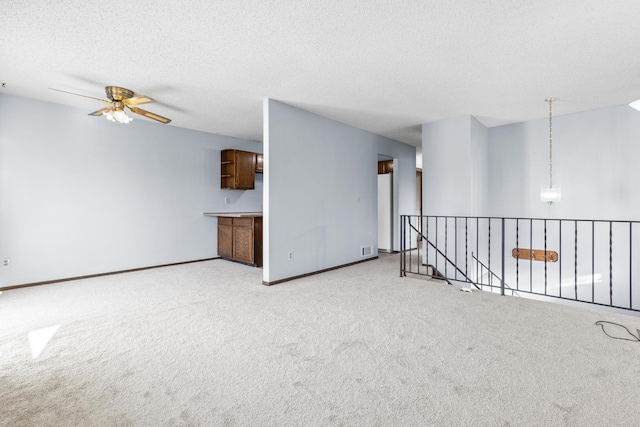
217,216 -> 262,267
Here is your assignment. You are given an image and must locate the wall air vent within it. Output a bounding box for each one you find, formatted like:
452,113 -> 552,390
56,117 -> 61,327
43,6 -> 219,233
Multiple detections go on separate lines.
361,246 -> 373,257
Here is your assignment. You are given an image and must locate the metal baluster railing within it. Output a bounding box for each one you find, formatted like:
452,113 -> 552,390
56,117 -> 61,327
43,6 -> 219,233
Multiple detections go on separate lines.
399,215 -> 638,313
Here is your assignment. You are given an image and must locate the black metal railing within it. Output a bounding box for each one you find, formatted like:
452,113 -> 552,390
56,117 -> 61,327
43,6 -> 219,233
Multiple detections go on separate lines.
400,220 -> 479,289
400,215 -> 640,313
472,253 -> 519,297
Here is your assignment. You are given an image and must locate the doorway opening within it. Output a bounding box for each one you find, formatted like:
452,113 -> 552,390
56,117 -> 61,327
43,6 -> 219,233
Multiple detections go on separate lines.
378,155 -> 394,252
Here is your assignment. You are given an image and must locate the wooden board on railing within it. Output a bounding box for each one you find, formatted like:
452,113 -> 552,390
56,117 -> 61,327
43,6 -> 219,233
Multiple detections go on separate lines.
512,248 -> 558,262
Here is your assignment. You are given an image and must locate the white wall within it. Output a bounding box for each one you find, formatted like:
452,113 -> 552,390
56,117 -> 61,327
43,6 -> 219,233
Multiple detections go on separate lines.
264,99 -> 415,283
0,94 -> 262,287
488,104 -> 640,220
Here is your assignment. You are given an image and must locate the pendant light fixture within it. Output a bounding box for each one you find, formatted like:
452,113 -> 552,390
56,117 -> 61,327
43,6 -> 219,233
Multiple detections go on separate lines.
541,97 -> 561,205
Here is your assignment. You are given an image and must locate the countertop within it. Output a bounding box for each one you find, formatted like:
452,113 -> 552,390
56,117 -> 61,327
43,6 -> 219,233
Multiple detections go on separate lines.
203,212 -> 263,217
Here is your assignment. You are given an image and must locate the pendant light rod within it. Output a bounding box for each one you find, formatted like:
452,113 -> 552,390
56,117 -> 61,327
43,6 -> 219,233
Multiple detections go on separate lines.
541,97 -> 561,205
546,97 -> 554,187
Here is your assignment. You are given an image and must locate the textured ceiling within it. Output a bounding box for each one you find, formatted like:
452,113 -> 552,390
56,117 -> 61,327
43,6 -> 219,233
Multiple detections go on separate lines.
2,1 -> 640,146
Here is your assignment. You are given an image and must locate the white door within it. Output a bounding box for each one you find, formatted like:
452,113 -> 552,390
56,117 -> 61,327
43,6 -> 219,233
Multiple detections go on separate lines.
378,174 -> 393,251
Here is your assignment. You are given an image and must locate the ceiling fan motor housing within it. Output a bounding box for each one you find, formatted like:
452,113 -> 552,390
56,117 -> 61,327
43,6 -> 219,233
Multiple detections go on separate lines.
105,86 -> 134,101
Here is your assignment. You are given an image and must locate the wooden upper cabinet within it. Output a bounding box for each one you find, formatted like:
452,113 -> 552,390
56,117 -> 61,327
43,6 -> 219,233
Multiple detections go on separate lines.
255,153 -> 264,173
378,160 -> 393,174
221,150 -> 256,190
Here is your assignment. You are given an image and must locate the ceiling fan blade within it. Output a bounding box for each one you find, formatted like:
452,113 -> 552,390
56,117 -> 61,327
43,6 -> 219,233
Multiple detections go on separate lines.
88,106 -> 114,116
123,95 -> 155,107
49,88 -> 110,103
129,107 -> 171,124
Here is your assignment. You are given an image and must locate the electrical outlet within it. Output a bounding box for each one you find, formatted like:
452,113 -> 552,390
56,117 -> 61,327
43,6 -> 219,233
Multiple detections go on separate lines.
287,252 -> 293,261
2,259 -> 10,268
224,197 -> 230,204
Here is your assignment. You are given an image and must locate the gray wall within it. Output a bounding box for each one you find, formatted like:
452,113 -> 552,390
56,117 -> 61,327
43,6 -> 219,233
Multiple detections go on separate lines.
421,104 -> 640,310
470,116 -> 489,216
0,93 -> 262,287
422,105 -> 640,221
264,99 -> 416,283
488,104 -> 640,220
486,105 -> 640,310
422,115 -> 488,216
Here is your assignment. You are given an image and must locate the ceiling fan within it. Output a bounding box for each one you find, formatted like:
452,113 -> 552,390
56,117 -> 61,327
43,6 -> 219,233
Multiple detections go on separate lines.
49,86 -> 171,124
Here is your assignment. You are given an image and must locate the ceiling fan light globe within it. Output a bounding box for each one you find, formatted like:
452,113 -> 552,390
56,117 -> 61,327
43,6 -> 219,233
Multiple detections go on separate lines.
114,110 -> 127,122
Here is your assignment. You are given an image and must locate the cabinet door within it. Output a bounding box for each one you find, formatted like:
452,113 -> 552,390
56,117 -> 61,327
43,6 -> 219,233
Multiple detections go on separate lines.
233,218 -> 254,264
254,217 -> 263,267
217,220 -> 233,258
235,151 -> 256,190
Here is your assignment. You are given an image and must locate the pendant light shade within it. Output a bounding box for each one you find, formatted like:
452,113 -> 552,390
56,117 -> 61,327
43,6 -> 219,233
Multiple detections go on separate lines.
541,186 -> 561,205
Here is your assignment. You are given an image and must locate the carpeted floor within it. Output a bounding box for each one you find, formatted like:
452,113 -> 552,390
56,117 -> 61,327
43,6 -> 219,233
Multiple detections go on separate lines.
1,254 -> 639,426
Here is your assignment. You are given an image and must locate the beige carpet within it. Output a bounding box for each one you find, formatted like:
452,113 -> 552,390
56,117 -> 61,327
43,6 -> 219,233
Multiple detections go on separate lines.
1,254 -> 639,426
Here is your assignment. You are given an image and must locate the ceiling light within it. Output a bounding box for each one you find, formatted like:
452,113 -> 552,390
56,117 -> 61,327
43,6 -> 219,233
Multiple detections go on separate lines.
541,97 -> 561,205
629,99 -> 640,111
104,108 -> 133,124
